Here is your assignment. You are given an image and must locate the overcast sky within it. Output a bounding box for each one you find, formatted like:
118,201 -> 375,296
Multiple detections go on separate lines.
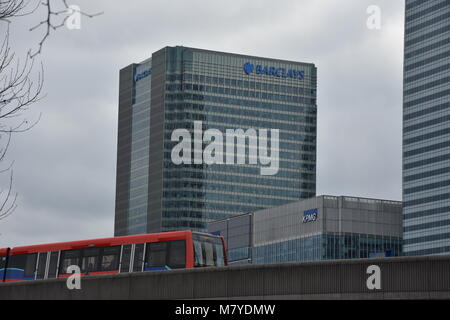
0,0 -> 405,247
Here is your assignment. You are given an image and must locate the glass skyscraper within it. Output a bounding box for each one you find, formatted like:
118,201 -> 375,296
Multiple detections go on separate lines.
403,1 -> 450,255
115,46 -> 317,236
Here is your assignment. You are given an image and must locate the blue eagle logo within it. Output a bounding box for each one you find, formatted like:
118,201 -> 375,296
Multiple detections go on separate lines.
244,63 -> 254,75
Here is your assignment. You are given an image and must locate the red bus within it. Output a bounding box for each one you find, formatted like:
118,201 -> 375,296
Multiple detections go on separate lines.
0,231 -> 227,282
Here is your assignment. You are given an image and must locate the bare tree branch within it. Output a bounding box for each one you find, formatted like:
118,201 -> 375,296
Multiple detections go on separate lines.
28,0 -> 103,57
0,0 -> 101,223
0,169 -> 17,220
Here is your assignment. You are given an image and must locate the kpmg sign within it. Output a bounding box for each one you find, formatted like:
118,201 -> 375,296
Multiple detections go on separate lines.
134,69 -> 151,83
303,208 -> 318,223
243,62 -> 305,80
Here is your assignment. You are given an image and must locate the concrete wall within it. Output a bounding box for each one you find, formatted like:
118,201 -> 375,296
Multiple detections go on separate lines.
1,255 -> 450,300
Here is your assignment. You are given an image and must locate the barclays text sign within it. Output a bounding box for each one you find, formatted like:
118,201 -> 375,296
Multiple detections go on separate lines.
303,208 -> 318,223
244,62 -> 305,80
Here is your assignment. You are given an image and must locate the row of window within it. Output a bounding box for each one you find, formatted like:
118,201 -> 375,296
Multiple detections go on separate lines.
165,105 -> 316,125
163,180 -> 315,191
405,244 -> 450,256
404,101 -> 450,121
163,163 -> 317,180
167,101 -> 316,117
406,23 -> 450,48
162,155 -> 310,170
406,1 -> 449,24
404,125 -> 450,145
404,178 -> 450,195
4,241 -> 189,281
406,10 -> 450,35
404,164 -> 450,182
405,49 -> 450,72
176,73 -> 316,96
165,113 -> 315,132
405,74 -> 450,96
404,217 -> 450,233
162,219 -> 206,231
404,112 -> 450,133
166,91 -> 316,106
162,191 -> 296,207
163,210 -> 228,221
405,88 -> 450,110
163,170 -> 315,189
404,204 -> 450,220
167,82 -> 315,98
406,0 -> 434,11
251,234 -> 401,264
405,62 -> 450,84
164,123 -> 317,142
404,139 -> 450,158
162,184 -> 305,199
404,150 -> 450,170
166,136 -> 316,154
404,232 -> 450,245
162,198 -> 312,213
405,34 -> 450,60
404,191 -> 450,207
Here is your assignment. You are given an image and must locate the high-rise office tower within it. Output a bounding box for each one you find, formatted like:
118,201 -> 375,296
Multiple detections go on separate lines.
115,46 -> 317,236
403,1 -> 450,255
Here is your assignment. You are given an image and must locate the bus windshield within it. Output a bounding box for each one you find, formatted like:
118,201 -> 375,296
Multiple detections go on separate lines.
192,233 -> 226,267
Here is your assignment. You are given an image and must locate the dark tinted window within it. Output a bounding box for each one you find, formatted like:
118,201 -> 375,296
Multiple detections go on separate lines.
145,240 -> 186,270
81,248 -> 100,273
133,244 -> 145,272
59,250 -> 80,274
25,254 -> 38,277
167,241 -> 185,269
146,242 -> 167,268
100,246 -> 120,271
36,252 -> 48,279
47,252 -> 59,278
7,254 -> 37,278
0,255 -> 6,270
120,245 -> 131,273
193,233 -> 225,267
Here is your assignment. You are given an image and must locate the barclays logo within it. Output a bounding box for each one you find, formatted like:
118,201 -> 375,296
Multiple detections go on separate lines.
244,63 -> 254,75
243,62 -> 304,80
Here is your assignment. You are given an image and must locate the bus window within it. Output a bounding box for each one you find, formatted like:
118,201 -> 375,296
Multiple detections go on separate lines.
47,252 -> 59,278
120,245 -> 132,273
145,242 -> 167,270
6,254 -> 37,280
81,248 -> 100,273
204,242 -> 214,266
133,243 -> 145,272
100,246 -> 120,271
193,233 -> 226,267
0,255 -> 5,269
194,241 -> 203,267
59,249 -> 80,275
36,252 -> 48,279
145,240 -> 186,270
215,244 -> 225,267
167,241 -> 185,269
